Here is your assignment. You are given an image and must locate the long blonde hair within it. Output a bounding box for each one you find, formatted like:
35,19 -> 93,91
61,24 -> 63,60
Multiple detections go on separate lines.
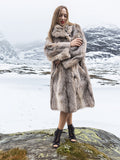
48,5 -> 73,42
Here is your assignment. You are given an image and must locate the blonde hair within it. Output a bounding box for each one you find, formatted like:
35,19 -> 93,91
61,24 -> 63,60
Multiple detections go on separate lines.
48,5 -> 73,42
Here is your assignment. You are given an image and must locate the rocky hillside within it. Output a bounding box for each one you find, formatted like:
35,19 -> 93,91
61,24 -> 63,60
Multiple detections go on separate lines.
85,25 -> 120,55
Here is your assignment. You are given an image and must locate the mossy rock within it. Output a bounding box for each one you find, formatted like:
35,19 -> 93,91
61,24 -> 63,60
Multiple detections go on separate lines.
0,127 -> 120,160
57,139 -> 111,160
74,127 -> 120,159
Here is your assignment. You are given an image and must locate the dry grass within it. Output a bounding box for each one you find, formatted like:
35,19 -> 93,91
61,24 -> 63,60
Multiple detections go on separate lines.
0,148 -> 28,160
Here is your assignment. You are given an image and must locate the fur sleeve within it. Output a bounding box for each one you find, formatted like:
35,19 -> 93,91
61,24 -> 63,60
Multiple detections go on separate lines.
62,55 -> 83,69
70,24 -> 87,57
62,24 -> 87,69
44,37 -> 71,62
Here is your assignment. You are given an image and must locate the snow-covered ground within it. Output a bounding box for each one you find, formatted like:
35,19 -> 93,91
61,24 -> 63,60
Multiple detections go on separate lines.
0,73 -> 120,138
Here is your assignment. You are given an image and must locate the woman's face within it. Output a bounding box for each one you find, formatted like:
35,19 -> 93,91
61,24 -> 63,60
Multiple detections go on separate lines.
58,8 -> 68,26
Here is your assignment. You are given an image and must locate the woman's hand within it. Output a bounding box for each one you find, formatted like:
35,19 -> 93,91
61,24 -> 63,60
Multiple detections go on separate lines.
54,60 -> 61,67
70,38 -> 83,47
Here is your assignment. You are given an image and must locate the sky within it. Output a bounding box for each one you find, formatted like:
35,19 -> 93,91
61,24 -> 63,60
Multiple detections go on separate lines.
0,0 -> 120,44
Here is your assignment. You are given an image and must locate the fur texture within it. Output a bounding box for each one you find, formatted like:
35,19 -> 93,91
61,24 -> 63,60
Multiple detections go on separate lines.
44,24 -> 95,113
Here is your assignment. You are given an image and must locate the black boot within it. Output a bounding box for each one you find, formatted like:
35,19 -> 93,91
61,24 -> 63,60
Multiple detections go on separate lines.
68,124 -> 76,142
53,128 -> 62,148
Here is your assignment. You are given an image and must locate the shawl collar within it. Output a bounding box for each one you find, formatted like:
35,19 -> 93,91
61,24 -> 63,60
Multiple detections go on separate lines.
52,24 -> 73,41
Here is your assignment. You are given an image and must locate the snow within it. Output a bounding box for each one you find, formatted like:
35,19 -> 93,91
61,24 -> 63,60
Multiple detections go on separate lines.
0,73 -> 120,138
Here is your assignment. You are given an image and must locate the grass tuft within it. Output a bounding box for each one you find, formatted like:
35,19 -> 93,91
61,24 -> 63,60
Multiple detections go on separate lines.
0,148 -> 28,160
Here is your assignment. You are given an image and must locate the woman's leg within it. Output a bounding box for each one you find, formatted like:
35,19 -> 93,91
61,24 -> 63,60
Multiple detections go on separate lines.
58,111 -> 69,129
67,113 -> 76,142
53,111 -> 69,148
67,113 -> 72,125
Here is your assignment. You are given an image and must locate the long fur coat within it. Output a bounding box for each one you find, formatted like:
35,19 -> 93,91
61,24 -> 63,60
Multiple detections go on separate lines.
44,23 -> 95,113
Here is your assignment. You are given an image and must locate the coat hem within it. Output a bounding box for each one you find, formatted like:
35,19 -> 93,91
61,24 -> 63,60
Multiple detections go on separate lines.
51,105 -> 95,113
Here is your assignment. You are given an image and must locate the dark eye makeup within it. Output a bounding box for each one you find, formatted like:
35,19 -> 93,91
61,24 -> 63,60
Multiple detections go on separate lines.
59,14 -> 67,18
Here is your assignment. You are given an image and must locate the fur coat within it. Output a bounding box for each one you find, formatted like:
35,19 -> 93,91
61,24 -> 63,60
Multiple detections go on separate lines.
44,23 -> 95,113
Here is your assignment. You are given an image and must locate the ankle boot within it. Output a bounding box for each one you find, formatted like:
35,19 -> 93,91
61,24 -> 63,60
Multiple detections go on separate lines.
68,124 -> 76,142
53,128 -> 62,148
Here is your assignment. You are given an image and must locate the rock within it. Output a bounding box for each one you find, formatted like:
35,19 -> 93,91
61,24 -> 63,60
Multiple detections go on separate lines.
0,127 -> 120,160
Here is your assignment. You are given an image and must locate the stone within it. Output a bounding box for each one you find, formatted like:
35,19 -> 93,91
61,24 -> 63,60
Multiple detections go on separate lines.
0,127 -> 120,160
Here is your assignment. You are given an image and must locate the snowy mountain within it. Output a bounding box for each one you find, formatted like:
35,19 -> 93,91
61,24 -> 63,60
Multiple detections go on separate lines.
85,25 -> 120,55
14,41 -> 44,62
0,32 -> 17,62
14,25 -> 120,62
0,25 -> 120,63
0,25 -> 120,86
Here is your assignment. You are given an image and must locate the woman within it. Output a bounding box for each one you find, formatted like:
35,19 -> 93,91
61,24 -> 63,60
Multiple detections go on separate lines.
44,5 -> 95,148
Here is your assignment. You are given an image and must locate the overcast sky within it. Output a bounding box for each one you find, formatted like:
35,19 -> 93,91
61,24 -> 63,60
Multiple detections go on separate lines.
0,0 -> 120,44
